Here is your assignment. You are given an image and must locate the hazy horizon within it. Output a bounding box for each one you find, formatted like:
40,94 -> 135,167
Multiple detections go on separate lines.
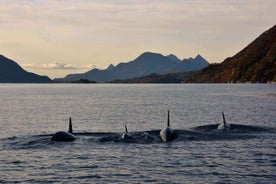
0,0 -> 275,78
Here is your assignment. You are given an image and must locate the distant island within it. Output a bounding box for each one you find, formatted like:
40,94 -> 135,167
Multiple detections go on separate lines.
110,72 -> 196,83
0,25 -> 275,83
70,79 -> 96,83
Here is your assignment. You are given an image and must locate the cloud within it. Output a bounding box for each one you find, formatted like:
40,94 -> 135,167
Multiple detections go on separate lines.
22,63 -> 95,70
1,0 -> 275,41
1,0 -> 276,74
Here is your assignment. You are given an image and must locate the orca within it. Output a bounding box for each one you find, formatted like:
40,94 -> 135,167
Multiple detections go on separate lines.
159,110 -> 176,142
121,124 -> 132,139
51,117 -> 77,142
217,112 -> 231,130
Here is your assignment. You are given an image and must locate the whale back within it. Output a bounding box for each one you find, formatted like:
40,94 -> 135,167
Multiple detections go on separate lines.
51,131 -> 76,142
51,117 -> 76,142
160,127 -> 174,142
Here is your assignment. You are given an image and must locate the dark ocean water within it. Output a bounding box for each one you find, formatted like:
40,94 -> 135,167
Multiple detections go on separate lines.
0,84 -> 275,184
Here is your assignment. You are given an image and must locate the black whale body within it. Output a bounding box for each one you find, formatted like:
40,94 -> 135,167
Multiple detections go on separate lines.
51,131 -> 76,142
51,117 -> 76,142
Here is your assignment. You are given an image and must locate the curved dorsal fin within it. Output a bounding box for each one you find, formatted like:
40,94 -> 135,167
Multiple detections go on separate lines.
69,117 -> 73,134
167,110 -> 170,127
125,124 -> 128,133
222,112 -> 226,125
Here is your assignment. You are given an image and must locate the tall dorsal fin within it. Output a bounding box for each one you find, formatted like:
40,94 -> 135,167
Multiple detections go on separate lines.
222,112 -> 226,125
167,110 -> 170,127
69,117 -> 73,134
125,124 -> 128,133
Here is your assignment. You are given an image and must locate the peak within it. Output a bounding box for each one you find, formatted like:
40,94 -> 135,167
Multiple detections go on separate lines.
106,64 -> 115,71
140,52 -> 162,57
166,54 -> 178,59
195,54 -> 203,59
135,52 -> 164,61
167,54 -> 177,57
194,54 -> 208,63
166,54 -> 181,63
182,54 -> 209,66
145,51 -> 158,54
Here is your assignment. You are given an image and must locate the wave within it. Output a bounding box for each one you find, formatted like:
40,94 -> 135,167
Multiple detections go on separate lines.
1,124 -> 275,150
192,123 -> 276,133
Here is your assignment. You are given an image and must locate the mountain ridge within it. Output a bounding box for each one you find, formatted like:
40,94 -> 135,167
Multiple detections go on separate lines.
55,52 -> 209,83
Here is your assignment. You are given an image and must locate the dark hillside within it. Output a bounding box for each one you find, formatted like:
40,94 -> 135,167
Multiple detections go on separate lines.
0,55 -> 52,83
189,25 -> 276,83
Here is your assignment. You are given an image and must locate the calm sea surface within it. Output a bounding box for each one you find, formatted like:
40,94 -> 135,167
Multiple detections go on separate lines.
0,84 -> 275,184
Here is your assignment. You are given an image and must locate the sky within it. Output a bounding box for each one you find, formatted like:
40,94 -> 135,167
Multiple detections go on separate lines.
0,0 -> 275,79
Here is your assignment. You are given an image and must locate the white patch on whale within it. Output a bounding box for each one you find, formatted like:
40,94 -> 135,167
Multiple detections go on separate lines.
217,112 -> 231,130
122,124 -> 132,139
160,110 -> 176,142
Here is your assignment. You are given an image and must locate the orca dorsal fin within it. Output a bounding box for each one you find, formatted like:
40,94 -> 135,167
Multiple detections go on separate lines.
222,112 -> 226,125
69,117 -> 73,134
125,124 -> 128,133
167,110 -> 170,127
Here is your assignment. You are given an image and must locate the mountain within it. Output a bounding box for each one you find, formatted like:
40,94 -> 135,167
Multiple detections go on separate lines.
189,25 -> 276,83
55,52 -> 209,83
0,55 -> 52,83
